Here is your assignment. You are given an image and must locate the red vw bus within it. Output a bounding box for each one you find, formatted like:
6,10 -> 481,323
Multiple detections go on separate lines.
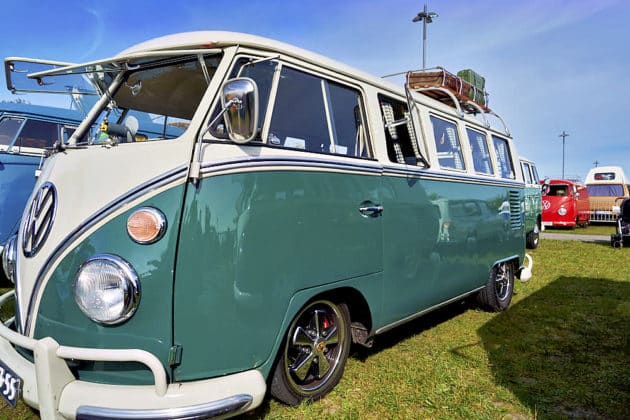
541,179 -> 590,228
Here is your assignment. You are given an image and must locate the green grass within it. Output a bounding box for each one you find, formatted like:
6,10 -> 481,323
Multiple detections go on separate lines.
1,240 -> 629,419
543,223 -> 616,236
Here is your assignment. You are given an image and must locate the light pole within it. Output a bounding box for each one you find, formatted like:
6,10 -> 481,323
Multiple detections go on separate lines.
413,3 -> 438,70
558,130 -> 569,179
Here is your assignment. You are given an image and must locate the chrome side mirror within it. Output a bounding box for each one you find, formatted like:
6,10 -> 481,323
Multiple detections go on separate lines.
541,177 -> 550,195
221,78 -> 258,144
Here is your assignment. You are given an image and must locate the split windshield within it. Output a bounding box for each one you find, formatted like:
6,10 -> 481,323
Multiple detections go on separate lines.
74,53 -> 222,144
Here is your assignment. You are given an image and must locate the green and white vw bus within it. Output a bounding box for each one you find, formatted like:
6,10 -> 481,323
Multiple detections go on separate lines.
0,32 -> 531,419
519,157 -> 542,249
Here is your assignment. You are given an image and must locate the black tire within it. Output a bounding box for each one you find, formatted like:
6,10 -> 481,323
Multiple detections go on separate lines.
526,229 -> 539,249
271,299 -> 351,406
477,262 -> 514,312
0,270 -> 11,288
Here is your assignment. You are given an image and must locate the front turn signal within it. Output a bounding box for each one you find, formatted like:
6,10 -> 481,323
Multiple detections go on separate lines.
127,207 -> 167,244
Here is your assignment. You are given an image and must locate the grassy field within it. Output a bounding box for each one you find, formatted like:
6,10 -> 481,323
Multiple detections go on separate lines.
1,240 -> 628,419
543,223 -> 616,236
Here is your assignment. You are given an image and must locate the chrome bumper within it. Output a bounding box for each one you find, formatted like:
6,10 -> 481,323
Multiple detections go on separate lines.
0,290 -> 266,419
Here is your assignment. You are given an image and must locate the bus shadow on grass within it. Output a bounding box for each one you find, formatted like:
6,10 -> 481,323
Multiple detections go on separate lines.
476,276 -> 630,418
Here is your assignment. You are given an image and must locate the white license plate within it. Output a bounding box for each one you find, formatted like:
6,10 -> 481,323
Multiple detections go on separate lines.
0,359 -> 21,407
542,222 -> 552,227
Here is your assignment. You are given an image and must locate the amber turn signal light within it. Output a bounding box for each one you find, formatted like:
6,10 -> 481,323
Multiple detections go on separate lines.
127,207 -> 167,244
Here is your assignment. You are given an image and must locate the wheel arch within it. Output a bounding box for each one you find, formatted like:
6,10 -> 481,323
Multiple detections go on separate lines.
490,254 -> 520,272
259,284 -> 375,379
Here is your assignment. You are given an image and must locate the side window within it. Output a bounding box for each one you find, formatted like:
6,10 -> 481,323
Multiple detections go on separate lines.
430,115 -> 465,171
466,128 -> 493,175
62,125 -> 88,144
268,67 -> 329,153
531,164 -> 540,183
327,81 -> 369,157
237,59 -> 276,137
210,57 -> 277,140
492,135 -> 515,179
521,162 -> 533,184
0,116 -> 24,146
268,66 -> 368,157
378,95 -> 422,165
15,119 -> 59,149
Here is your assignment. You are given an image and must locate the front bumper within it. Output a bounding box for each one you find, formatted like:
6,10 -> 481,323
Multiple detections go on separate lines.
0,290 -> 266,419
542,220 -> 576,228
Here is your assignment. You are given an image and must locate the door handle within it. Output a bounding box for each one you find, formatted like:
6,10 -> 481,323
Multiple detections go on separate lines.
359,202 -> 383,218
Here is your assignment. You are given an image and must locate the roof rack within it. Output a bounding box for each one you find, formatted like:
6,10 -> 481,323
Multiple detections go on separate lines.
405,67 -> 510,136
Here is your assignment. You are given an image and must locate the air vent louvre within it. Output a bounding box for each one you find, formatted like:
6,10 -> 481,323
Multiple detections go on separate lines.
509,190 -> 523,230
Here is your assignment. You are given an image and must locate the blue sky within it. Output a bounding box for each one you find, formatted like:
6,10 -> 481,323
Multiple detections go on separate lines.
1,0 -> 628,180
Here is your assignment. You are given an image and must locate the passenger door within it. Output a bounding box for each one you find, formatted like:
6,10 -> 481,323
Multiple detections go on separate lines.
378,96 -> 444,327
173,58 -> 383,381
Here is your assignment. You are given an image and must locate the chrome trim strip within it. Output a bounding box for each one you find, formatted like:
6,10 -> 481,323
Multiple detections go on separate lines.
24,165 -> 187,335
375,286 -> 486,335
200,156 -> 383,176
199,155 -> 523,187
76,394 -> 253,420
383,165 -> 524,188
197,158 -> 524,207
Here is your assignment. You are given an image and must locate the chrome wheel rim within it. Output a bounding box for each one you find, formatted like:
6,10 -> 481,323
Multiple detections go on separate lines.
495,263 -> 512,301
283,300 -> 346,395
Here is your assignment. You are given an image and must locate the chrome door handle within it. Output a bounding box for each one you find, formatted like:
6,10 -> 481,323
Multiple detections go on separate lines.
359,203 -> 383,218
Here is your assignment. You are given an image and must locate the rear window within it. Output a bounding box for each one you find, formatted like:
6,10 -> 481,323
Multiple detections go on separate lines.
587,184 -> 624,197
594,172 -> 615,181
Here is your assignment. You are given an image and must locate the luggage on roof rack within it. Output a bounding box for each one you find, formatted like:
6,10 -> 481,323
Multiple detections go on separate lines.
406,67 -> 490,113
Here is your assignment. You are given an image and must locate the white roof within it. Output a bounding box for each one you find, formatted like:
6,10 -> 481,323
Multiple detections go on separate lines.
585,166 -> 628,183
28,31 -> 401,95
24,31 -> 507,134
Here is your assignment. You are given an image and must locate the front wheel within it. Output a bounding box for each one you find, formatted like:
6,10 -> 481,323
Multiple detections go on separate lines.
477,262 -> 515,312
271,299 -> 351,406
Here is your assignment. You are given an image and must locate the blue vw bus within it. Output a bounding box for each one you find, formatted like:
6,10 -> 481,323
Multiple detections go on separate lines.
0,102 -> 85,284
1,32 -> 531,418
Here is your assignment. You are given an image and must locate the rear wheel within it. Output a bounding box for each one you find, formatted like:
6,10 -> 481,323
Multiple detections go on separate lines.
477,262 -> 514,311
271,299 -> 351,406
526,224 -> 539,249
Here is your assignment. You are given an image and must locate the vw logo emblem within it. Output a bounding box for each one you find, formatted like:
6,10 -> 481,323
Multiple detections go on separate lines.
22,182 -> 57,257
542,200 -> 551,210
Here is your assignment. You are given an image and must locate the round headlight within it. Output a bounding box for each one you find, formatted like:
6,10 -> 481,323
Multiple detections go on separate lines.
73,255 -> 140,325
558,207 -> 567,216
2,235 -> 17,285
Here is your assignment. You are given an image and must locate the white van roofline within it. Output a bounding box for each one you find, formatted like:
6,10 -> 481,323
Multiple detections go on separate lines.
125,32 -> 512,135
26,31 -> 509,136
28,31 -> 398,95
585,166 -> 628,184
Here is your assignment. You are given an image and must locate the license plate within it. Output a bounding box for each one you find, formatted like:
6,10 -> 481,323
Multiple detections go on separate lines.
0,359 -> 21,407
542,222 -> 552,227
